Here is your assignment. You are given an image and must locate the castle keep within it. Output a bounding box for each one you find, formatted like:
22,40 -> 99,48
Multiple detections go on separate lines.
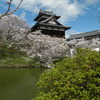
31,9 -> 71,38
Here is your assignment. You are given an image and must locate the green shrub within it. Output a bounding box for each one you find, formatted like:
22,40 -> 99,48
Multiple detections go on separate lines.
35,48 -> 100,100
0,41 -> 29,67
0,42 -> 26,59
28,57 -> 42,67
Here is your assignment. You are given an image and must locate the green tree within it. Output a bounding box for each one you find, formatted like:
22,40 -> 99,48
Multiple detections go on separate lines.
0,41 -> 26,58
35,48 -> 100,100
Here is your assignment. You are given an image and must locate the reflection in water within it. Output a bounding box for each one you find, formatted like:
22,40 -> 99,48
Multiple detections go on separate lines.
0,68 -> 45,100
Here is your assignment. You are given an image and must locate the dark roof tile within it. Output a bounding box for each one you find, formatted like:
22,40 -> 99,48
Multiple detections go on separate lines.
68,30 -> 100,39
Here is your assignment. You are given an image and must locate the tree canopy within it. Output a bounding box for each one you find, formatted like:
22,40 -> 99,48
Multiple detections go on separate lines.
35,48 -> 100,100
0,15 -> 29,41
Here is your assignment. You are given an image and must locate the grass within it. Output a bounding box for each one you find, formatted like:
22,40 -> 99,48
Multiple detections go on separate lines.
0,55 -> 42,68
0,41 -> 42,68
0,56 -> 29,68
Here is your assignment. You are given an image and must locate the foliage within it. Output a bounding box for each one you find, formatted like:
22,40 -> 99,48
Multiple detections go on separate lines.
0,18 -> 69,67
28,57 -> 42,68
0,15 -> 29,41
23,31 -> 69,67
35,48 -> 100,100
0,41 -> 26,58
0,41 -> 36,68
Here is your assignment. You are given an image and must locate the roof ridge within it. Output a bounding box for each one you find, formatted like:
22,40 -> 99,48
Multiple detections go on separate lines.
39,15 -> 54,23
71,30 -> 100,36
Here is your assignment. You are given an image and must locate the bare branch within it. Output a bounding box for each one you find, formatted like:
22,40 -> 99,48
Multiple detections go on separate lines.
6,0 -> 12,14
10,0 -> 23,14
0,0 -> 23,19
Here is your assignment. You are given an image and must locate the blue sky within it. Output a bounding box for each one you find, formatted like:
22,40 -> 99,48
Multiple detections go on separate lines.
0,0 -> 100,37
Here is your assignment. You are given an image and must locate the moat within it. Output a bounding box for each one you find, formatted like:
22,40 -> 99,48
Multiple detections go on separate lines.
0,68 -> 45,100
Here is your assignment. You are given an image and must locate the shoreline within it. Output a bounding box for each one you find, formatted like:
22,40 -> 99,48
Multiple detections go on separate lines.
0,65 -> 48,69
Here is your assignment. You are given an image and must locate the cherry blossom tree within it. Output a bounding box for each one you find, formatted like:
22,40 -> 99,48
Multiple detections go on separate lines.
67,38 -> 100,50
19,31 -> 70,67
0,15 -> 29,41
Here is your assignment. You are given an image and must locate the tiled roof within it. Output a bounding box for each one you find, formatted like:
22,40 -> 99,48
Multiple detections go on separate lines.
40,9 -> 54,15
34,9 -> 60,21
38,22 -> 71,29
68,30 -> 100,40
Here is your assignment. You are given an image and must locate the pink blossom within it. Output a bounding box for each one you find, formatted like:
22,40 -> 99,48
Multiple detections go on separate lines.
6,1 -> 10,4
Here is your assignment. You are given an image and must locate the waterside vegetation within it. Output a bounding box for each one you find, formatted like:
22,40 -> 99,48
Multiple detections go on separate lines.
35,48 -> 100,100
0,41 -> 42,68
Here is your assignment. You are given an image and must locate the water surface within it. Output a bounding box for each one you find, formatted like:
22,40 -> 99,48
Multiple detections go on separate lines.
0,68 -> 44,100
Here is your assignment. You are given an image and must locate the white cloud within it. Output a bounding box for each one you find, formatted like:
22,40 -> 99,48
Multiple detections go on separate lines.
98,7 -> 100,11
11,0 -> 100,24
19,11 -> 26,20
65,29 -> 80,38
